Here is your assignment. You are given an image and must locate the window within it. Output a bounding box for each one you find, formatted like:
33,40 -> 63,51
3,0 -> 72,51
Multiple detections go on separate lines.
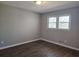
58,16 -> 70,29
48,17 -> 57,28
48,15 -> 70,29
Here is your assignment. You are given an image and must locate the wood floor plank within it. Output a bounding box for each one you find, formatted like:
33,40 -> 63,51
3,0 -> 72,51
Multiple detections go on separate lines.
0,40 -> 79,57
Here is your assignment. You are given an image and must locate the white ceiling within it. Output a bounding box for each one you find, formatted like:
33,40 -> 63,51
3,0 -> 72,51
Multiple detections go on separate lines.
0,1 -> 79,13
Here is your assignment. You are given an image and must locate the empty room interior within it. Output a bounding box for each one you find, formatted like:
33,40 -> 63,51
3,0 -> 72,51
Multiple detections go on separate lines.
0,1 -> 79,57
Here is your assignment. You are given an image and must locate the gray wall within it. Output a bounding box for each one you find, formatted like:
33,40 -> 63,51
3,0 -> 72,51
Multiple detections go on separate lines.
0,4 -> 40,47
0,3 -> 79,49
41,7 -> 79,49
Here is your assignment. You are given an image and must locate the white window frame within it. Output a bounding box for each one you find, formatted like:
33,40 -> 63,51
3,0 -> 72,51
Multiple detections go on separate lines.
48,14 -> 71,30
48,16 -> 57,29
58,14 -> 71,30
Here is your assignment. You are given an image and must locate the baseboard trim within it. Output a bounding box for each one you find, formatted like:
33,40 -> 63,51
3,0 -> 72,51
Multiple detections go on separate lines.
0,39 -> 40,50
40,38 -> 79,51
1,38 -> 79,51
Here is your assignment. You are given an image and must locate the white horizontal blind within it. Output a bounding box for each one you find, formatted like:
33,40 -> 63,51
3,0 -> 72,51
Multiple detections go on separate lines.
48,17 -> 57,28
58,16 -> 70,29
48,15 -> 70,30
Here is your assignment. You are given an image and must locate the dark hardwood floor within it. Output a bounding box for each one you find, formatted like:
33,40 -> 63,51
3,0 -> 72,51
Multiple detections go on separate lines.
0,40 -> 79,57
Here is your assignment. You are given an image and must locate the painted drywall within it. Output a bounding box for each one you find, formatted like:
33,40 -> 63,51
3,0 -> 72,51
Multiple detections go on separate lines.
0,4 -> 40,47
41,7 -> 79,49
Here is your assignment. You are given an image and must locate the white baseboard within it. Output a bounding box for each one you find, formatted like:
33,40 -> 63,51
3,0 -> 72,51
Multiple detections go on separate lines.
0,38 -> 79,51
0,39 -> 40,50
40,38 -> 79,51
